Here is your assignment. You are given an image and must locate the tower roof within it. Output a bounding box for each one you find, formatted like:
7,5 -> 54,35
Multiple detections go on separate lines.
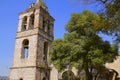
36,0 -> 40,6
36,0 -> 47,10
36,0 -> 45,6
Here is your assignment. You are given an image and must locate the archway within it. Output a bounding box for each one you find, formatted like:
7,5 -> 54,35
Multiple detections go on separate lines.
62,70 -> 75,80
29,14 -> 34,29
22,16 -> 27,31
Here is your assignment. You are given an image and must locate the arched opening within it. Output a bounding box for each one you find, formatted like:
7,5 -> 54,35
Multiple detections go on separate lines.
22,16 -> 27,31
29,14 -> 34,29
43,42 -> 48,62
62,70 -> 75,80
22,39 -> 29,58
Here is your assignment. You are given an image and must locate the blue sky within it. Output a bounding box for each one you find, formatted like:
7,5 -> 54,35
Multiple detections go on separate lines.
0,0 -> 114,76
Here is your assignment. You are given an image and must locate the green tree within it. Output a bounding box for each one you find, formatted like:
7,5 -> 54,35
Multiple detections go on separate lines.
81,0 -> 120,43
50,10 -> 118,80
101,0 -> 120,43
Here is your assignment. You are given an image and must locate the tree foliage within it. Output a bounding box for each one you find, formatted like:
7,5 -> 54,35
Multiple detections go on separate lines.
50,10 -> 118,80
102,0 -> 120,42
82,0 -> 120,43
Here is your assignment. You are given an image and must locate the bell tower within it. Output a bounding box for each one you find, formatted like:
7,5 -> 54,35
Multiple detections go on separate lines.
9,0 -> 54,80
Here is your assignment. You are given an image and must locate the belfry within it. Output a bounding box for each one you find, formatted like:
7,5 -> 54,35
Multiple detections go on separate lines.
9,0 -> 57,80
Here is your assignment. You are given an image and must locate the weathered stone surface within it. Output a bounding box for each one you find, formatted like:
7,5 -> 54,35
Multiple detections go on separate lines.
9,68 -> 36,80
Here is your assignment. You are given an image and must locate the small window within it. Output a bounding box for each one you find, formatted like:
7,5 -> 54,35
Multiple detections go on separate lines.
22,39 -> 29,59
24,47 -> 28,58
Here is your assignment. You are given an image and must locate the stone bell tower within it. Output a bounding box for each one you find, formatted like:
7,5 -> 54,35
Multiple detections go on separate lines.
9,0 -> 54,80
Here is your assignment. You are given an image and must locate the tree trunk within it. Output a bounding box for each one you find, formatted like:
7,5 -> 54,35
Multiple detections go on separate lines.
83,63 -> 93,80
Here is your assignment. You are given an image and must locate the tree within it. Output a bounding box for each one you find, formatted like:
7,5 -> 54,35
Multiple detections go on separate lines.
50,10 -> 118,80
80,0 -> 120,43
100,0 -> 120,43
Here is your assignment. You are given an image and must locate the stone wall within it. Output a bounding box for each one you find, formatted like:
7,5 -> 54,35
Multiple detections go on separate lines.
9,68 -> 36,80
